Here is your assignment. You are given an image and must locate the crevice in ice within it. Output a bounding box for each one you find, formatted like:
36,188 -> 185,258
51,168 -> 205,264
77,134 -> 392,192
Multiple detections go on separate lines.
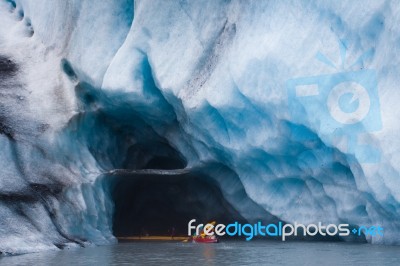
61,59 -> 78,82
16,9 -> 23,20
5,0 -> 16,9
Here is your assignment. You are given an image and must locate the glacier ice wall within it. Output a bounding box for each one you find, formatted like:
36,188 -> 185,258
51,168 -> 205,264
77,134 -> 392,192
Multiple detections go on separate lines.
1,0 -> 400,254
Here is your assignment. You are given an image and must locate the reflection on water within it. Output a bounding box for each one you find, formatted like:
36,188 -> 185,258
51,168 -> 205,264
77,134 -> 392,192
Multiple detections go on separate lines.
1,241 -> 400,266
202,244 -> 215,263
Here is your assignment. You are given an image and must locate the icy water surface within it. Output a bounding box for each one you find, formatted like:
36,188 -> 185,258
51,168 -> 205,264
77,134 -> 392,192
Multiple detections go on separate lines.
1,241 -> 400,266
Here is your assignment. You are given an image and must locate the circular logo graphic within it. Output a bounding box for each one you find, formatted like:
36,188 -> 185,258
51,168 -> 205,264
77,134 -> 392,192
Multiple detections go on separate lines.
327,82 -> 370,124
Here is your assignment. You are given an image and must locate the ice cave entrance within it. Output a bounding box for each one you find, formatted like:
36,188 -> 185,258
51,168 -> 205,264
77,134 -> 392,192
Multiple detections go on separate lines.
76,106 -> 248,237
110,170 -> 244,237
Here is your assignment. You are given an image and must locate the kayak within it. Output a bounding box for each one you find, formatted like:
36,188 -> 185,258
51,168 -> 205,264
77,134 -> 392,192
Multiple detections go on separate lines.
191,236 -> 219,243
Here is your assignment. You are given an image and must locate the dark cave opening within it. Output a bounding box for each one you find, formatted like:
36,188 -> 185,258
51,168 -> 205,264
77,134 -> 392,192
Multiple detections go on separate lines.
110,170 -> 246,237
122,141 -> 187,170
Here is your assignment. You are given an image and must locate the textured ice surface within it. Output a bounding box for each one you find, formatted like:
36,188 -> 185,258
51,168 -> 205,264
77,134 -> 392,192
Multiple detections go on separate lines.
1,0 -> 400,254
